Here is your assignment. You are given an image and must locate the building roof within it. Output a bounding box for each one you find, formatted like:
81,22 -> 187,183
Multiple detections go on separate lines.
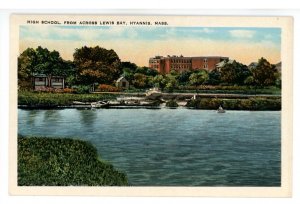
33,74 -> 64,78
216,59 -> 234,68
116,76 -> 128,82
150,55 -> 229,60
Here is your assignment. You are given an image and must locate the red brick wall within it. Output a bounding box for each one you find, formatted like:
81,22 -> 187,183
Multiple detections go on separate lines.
150,56 -> 228,74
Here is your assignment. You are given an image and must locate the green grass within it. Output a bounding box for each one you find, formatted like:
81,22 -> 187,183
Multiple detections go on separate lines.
186,97 -> 281,110
176,86 -> 281,95
18,91 -> 117,107
18,136 -> 128,186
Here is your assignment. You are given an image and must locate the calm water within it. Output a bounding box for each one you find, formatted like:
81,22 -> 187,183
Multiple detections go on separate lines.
18,108 -> 281,186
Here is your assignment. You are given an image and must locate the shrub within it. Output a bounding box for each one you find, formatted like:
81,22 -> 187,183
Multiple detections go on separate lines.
166,100 -> 179,108
97,84 -> 120,92
186,99 -> 202,109
63,88 -> 74,93
73,85 -> 90,94
18,136 -> 128,186
18,91 -> 117,107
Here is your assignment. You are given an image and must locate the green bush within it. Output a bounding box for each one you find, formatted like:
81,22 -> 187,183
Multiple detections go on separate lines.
186,99 -> 202,109
185,97 -> 281,110
18,136 -> 128,186
166,100 -> 179,108
73,85 -> 90,94
18,91 -> 117,107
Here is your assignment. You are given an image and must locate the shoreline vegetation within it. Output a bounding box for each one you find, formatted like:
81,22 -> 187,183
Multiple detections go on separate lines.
18,136 -> 128,186
18,46 -> 281,111
18,91 -> 281,110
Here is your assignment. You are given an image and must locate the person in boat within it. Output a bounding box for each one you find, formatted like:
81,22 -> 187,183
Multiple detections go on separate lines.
217,104 -> 225,113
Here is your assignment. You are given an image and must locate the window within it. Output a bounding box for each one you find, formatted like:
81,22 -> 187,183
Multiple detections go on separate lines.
122,82 -> 127,87
38,78 -> 44,81
53,78 -> 61,82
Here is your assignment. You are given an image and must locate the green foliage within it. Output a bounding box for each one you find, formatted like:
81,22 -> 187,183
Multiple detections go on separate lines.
207,69 -> 221,85
152,75 -> 168,91
18,137 -> 128,186
185,97 -> 281,110
73,85 -> 90,94
166,100 -> 179,108
73,46 -> 122,85
186,99 -> 202,109
18,46 -> 75,90
252,58 -> 278,86
18,91 -> 116,107
165,74 -> 179,93
219,60 -> 251,85
176,70 -> 193,85
132,73 -> 148,89
189,70 -> 209,92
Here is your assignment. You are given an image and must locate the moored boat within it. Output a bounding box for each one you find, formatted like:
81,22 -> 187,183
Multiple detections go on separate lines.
91,101 -> 109,108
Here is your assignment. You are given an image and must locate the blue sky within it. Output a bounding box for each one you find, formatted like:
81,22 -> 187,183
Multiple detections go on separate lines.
19,26 -> 281,66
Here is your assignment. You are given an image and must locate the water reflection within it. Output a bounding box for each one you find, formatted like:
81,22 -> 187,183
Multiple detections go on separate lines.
78,109 -> 98,128
42,110 -> 62,123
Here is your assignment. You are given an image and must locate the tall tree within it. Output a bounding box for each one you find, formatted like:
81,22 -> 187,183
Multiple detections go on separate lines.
18,46 -> 72,89
176,70 -> 193,86
220,60 -> 251,85
189,69 -> 208,92
73,46 -> 121,85
18,48 -> 38,89
252,57 -> 278,87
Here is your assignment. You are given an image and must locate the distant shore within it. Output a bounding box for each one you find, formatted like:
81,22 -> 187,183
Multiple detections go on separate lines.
18,91 -> 281,111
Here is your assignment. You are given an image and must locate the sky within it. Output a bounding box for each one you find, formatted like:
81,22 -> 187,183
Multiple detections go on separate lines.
19,26 -> 281,66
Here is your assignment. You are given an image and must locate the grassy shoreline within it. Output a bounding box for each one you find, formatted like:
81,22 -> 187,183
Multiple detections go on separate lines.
18,136 -> 128,186
18,91 -> 281,110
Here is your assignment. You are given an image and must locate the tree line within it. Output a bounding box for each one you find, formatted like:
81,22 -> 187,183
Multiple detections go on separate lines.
18,46 -> 281,92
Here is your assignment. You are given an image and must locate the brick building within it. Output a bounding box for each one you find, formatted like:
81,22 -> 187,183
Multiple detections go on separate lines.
149,55 -> 228,74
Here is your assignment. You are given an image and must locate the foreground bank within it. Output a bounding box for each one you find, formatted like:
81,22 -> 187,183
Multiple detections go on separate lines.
18,136 -> 128,186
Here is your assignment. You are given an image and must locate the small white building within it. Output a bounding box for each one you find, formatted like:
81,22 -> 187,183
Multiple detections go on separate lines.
115,77 -> 129,89
33,74 -> 65,90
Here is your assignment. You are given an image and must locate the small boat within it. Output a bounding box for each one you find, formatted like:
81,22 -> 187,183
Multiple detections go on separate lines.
217,105 -> 225,113
91,101 -> 109,108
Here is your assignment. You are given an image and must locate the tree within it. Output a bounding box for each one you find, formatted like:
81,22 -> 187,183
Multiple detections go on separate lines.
176,70 -> 193,86
18,46 -> 73,89
207,69 -> 221,85
165,74 -> 179,92
220,60 -> 251,85
189,70 -> 208,92
132,73 -> 148,89
152,75 -> 167,91
252,58 -> 278,87
135,66 -> 158,77
73,46 -> 121,85
18,48 -> 38,89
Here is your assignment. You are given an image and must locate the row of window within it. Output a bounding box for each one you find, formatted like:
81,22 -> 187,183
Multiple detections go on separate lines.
171,59 -> 192,63
171,65 -> 191,69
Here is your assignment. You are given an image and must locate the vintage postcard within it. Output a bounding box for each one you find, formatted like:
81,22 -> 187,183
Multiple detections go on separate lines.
10,14 -> 293,196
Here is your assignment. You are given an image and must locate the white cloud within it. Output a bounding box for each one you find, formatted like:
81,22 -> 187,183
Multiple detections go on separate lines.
229,30 -> 256,39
